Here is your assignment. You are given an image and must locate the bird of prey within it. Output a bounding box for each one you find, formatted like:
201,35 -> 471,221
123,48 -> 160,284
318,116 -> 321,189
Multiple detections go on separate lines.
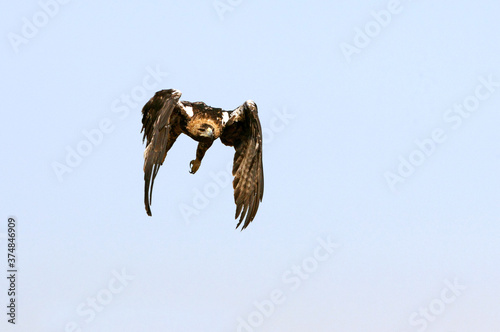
141,89 -> 264,230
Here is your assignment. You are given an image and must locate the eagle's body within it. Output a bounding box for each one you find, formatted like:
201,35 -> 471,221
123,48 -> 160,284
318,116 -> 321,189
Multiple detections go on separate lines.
141,89 -> 264,230
176,101 -> 226,141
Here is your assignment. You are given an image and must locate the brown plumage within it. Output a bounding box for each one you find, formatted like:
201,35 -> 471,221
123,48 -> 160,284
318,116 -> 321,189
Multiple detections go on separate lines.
141,89 -> 264,230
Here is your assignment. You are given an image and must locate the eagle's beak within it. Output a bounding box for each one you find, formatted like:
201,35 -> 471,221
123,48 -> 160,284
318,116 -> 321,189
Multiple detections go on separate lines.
206,127 -> 214,138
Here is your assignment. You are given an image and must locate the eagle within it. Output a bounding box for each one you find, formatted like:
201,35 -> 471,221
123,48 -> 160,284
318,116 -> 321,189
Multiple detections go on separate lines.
141,89 -> 264,230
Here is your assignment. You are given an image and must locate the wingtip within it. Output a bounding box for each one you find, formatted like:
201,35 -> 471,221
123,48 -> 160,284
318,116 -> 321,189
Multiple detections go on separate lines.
170,89 -> 182,98
235,220 -> 243,231
235,212 -> 253,231
244,100 -> 257,111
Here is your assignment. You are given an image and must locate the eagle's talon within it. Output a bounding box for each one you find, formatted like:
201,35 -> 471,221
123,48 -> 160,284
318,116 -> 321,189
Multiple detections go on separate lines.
189,160 -> 201,174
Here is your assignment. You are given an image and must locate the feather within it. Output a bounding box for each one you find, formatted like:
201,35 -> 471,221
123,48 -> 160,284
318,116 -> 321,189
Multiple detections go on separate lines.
141,89 -> 182,216
221,100 -> 264,230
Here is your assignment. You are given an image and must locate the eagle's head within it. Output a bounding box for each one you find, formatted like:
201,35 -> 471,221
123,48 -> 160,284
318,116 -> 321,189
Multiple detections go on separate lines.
198,124 -> 215,139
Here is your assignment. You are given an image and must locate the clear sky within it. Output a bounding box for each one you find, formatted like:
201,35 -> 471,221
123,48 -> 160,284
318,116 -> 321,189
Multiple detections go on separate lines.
1,0 -> 500,331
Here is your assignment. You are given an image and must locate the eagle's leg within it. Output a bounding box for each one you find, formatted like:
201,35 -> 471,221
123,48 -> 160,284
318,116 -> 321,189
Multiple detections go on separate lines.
190,141 -> 213,174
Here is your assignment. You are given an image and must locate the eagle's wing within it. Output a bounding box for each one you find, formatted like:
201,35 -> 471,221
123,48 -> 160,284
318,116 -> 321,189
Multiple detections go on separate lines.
141,89 -> 182,216
223,101 -> 264,230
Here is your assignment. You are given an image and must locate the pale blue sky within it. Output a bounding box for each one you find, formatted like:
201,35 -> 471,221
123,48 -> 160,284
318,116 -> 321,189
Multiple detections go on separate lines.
1,1 -> 500,331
